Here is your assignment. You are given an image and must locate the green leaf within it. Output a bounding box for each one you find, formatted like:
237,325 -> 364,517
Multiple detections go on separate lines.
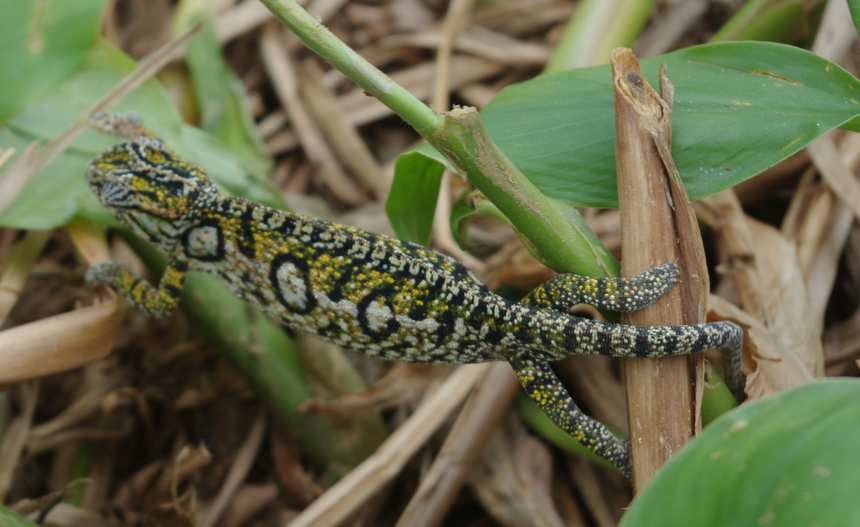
486,41 -> 860,207
0,37 -> 281,229
385,149 -> 445,245
394,41 -> 860,222
178,3 -> 272,180
0,0 -> 105,122
849,0 -> 860,36
450,194 -> 516,252
620,379 -> 860,527
0,506 -> 38,527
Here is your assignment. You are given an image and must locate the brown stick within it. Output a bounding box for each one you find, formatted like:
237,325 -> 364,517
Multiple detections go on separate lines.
611,49 -> 707,491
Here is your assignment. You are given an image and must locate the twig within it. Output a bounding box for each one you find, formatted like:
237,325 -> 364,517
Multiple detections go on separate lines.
259,25 -> 366,205
429,0 -> 483,269
0,230 -> 51,324
286,364 -> 489,527
395,363 -> 518,527
301,62 -> 385,198
612,49 -> 707,490
199,414 -> 267,527
546,0 -> 656,72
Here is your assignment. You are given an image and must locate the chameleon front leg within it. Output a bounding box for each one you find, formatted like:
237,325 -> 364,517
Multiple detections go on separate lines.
524,263 -> 679,313
510,357 -> 631,477
86,259 -> 188,318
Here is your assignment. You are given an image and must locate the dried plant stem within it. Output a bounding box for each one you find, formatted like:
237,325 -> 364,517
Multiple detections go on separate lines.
612,49 -> 707,490
0,230 -> 50,324
395,363 -> 518,527
287,364 -> 489,527
259,0 -> 442,137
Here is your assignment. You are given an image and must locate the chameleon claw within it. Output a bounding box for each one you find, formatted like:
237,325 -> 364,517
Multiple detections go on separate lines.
84,261 -> 122,286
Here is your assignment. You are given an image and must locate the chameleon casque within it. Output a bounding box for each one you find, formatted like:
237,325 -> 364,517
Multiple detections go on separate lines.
85,114 -> 744,477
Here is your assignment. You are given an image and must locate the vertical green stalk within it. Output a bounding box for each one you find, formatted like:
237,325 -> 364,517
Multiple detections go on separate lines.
712,0 -> 823,42
546,0 -> 656,72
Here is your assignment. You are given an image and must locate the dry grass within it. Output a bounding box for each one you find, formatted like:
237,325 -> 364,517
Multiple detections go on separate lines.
1,0 -> 859,525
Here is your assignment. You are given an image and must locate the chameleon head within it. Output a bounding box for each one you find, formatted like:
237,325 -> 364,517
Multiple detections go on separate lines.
86,136 -> 214,246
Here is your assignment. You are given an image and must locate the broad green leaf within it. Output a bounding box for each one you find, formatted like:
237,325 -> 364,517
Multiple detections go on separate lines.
0,0 -> 105,122
0,39 -> 281,229
485,41 -> 860,207
621,379 -> 860,527
450,194 -> 515,252
393,41 -> 860,227
385,149 -> 444,245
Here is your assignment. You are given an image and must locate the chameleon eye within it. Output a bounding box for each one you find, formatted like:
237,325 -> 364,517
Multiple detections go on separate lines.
132,142 -> 169,166
143,146 -> 167,164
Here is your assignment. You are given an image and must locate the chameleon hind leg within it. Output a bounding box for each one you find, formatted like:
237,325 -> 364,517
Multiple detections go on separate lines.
86,258 -> 188,319
524,263 -> 679,313
510,357 -> 630,477
512,266 -> 677,476
525,263 -> 745,397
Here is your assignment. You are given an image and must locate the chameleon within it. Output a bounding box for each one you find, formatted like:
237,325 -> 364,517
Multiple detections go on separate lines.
85,113 -> 744,477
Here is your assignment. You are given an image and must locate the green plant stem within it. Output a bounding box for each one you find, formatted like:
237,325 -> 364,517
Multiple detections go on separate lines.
850,0 -> 860,36
545,0 -> 656,72
261,0 -> 617,277
259,0 -> 442,137
515,395 -> 614,469
701,361 -> 738,425
430,108 -> 617,276
711,0 -> 823,42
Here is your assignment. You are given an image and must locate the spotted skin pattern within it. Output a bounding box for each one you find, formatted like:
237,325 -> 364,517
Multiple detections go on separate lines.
85,114 -> 744,476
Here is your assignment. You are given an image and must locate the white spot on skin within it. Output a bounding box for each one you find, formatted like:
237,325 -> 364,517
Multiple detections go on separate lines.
365,299 -> 393,332
454,318 -> 466,336
275,261 -> 307,310
398,315 -> 439,333
186,225 -> 220,258
315,293 -> 358,318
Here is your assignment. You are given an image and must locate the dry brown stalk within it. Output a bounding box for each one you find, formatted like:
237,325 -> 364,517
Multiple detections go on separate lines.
612,48 -> 707,490
395,363 -> 518,527
286,364 -> 489,527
